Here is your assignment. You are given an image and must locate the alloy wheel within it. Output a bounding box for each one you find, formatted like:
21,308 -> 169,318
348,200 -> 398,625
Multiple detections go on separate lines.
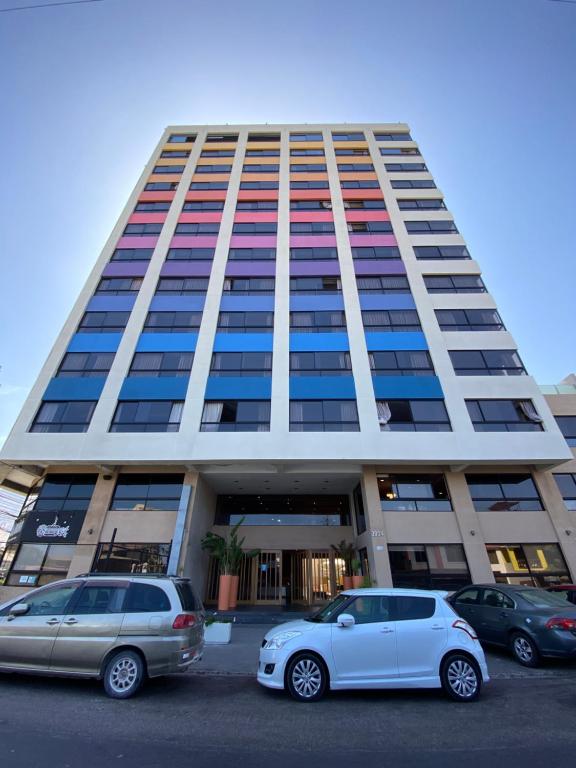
513,636 -> 534,664
109,657 -> 139,694
291,658 -> 322,699
446,659 -> 478,698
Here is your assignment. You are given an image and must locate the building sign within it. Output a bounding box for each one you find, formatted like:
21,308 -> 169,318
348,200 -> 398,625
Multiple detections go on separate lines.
370,529 -> 386,538
20,510 -> 86,544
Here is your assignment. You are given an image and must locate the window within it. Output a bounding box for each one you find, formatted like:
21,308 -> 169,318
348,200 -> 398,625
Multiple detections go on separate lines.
341,180 -> 381,189
345,596 -> 392,624
95,277 -> 143,295
245,150 -> 280,157
335,148 -> 370,156
436,309 -> 504,331
385,163 -> 428,172
398,199 -> 446,210
554,473 -> 576,510
228,248 -> 276,261
449,350 -> 526,376
144,311 -> 201,333
482,589 -> 514,610
375,132 -> 413,141
290,149 -> 325,156
206,133 -> 238,143
353,484 -> 366,534
200,400 -> 271,431
414,245 -> 470,260
424,275 -> 485,293
290,311 -> 347,333
155,277 -> 208,295
378,474 -> 451,511
377,399 -> 451,431
123,223 -> 163,236
347,221 -> 393,233
555,416 -> 576,447
232,222 -> 277,235
369,350 -> 434,376
145,182 -> 178,191
236,200 -> 278,211
200,149 -> 235,157
392,596 -> 435,621
290,351 -> 352,376
93,543 -> 171,574
129,352 -> 193,377
160,150 -> 189,158
291,181 -> 330,190
78,312 -> 130,333
4,567 -> 78,594
380,148 -> 420,156
57,352 -> 115,378
110,474 -> 183,511
190,181 -> 229,190
290,276 -> 341,294
31,474 -> 97,514
222,277 -> 275,294
111,248 -> 153,261
240,181 -> 279,190
466,399 -> 544,432
110,401 -> 184,433
289,400 -> 360,431
337,163 -> 374,172
182,200 -> 225,211
343,199 -> 386,210
167,247 -> 215,260
389,544 -> 470,590
290,164 -> 328,172
453,587 -> 482,606
215,495 -> 350,526
210,352 -> 272,376
357,276 -> 410,294
124,583 -> 171,612
406,220 -> 459,234
174,222 -> 220,235
168,134 -> 195,143
290,200 -> 333,211
391,179 -> 436,189
487,544 -> 570,587
290,247 -> 337,260
290,132 -> 323,141
242,164 -> 279,173
466,474 -> 543,511
152,165 -> 185,174
73,584 -> 127,614
135,201 -> 171,212
217,311 -> 274,333
332,132 -> 365,141
195,164 -> 232,174
362,310 -> 421,331
352,246 -> 401,260
30,401 -> 96,433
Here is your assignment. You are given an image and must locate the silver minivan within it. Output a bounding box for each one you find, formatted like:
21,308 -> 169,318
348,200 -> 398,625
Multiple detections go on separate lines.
0,574 -> 204,698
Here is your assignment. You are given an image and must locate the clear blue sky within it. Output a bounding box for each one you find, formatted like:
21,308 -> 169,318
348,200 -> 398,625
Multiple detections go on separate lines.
0,0 -> 575,446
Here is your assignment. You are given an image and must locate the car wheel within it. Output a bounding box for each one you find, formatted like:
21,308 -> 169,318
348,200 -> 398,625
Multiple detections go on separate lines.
440,654 -> 481,702
286,653 -> 328,702
103,650 -> 145,699
510,632 -> 540,667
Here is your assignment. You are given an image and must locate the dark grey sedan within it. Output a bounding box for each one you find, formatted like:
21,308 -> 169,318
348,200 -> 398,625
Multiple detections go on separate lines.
448,584 -> 576,667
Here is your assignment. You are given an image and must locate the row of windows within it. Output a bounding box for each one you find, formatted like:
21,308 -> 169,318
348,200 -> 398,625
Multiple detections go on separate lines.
166,130 -> 412,145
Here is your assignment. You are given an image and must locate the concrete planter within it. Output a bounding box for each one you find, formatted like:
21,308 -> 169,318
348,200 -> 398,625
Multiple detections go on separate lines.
204,622 -> 232,644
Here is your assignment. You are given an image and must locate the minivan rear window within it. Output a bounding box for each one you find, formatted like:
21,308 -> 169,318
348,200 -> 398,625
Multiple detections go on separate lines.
124,583 -> 171,613
175,581 -> 202,611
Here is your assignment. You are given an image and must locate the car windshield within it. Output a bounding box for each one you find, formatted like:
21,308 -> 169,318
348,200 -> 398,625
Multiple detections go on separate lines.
515,589 -> 572,608
306,594 -> 350,623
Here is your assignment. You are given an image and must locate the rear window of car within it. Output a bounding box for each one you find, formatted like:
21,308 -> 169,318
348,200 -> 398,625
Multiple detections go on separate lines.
391,596 -> 435,621
174,581 -> 202,611
124,583 -> 171,613
516,589 -> 572,608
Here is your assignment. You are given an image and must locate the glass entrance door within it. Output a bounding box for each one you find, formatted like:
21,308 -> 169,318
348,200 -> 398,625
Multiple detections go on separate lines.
289,550 -> 344,606
254,551 -> 282,604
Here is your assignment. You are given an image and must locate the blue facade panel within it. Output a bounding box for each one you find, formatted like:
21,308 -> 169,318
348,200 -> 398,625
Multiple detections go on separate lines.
67,333 -> 122,353
43,377 -> 106,401
289,295 -> 345,312
359,295 -> 416,311
204,376 -> 272,400
289,376 -> 356,399
219,295 -> 275,312
371,376 -> 444,399
212,333 -> 274,352
290,333 -> 350,351
150,296 -> 205,312
136,333 -> 198,352
86,295 -> 136,312
119,377 -> 190,400
364,332 -> 428,351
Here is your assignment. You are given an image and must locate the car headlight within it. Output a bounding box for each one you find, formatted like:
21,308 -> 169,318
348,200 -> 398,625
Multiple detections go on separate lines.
264,631 -> 302,650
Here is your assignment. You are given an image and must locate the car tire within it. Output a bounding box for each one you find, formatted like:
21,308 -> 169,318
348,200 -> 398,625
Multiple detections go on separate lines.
285,652 -> 328,703
103,650 -> 145,699
440,653 -> 481,702
510,632 -> 540,668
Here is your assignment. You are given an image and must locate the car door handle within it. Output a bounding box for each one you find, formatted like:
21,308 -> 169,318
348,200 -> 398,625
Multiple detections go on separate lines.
380,627 -> 394,634
46,619 -> 60,626
431,625 -> 444,631
63,618 -> 78,625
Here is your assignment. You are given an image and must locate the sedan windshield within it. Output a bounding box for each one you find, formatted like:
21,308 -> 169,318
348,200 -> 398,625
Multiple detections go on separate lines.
516,589 -> 572,608
306,594 -> 350,623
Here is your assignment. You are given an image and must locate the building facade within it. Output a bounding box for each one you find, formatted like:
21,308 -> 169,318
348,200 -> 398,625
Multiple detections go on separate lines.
1,123 -> 575,605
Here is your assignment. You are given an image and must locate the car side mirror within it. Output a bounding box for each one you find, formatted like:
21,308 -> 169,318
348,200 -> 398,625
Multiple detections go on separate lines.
9,603 -> 29,617
337,613 -> 355,628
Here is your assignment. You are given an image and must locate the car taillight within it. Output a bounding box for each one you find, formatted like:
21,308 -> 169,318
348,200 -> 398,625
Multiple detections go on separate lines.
452,619 -> 478,640
546,617 -> 576,631
173,613 -> 197,629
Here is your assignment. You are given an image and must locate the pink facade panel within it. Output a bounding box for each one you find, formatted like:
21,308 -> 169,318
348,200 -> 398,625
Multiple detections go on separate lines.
127,213 -> 167,225
229,235 -> 277,248
116,236 -> 159,249
348,234 -> 397,247
289,235 -> 338,248
345,210 -> 390,222
178,212 -> 223,224
289,211 -> 334,223
169,235 -> 219,248
233,212 -> 278,224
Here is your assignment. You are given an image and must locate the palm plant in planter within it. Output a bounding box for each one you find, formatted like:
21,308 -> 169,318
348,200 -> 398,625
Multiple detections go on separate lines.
227,519 -> 259,609
351,558 -> 364,588
331,540 -> 355,590
201,517 -> 259,610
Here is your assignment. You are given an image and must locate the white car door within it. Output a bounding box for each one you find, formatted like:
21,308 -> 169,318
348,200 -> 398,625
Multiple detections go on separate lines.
330,595 -> 398,683
393,595 -> 448,680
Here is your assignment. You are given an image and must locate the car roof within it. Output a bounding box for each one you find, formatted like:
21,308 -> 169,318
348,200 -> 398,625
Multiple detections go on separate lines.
459,583 -> 539,592
341,588 -> 448,598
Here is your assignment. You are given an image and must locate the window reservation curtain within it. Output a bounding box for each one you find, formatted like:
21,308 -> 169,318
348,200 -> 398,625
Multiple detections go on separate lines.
518,401 -> 543,423
202,402 -> 224,429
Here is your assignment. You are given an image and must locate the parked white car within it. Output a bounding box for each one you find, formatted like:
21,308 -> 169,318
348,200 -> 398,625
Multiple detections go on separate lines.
257,588 -> 489,702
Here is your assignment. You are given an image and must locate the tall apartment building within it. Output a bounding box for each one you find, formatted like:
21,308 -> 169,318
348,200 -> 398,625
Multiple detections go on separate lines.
1,123 -> 575,604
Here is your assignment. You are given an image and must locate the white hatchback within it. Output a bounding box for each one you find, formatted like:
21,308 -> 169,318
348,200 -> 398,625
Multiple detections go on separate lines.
257,588 -> 489,703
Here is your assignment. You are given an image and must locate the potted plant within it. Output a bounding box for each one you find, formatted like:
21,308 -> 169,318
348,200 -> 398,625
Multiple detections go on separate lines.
351,558 -> 364,588
204,613 -> 234,644
331,540 -> 355,590
227,518 -> 259,609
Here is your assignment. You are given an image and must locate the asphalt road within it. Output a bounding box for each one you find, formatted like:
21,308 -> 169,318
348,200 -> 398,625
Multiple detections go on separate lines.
1,669 -> 575,768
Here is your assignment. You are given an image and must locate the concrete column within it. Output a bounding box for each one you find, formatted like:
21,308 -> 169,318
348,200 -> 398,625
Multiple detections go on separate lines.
360,467 -> 393,585
68,472 -> 117,576
445,472 -> 494,582
532,469 -> 576,580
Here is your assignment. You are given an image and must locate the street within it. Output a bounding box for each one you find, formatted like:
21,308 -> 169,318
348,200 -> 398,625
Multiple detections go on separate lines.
1,666 -> 575,768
